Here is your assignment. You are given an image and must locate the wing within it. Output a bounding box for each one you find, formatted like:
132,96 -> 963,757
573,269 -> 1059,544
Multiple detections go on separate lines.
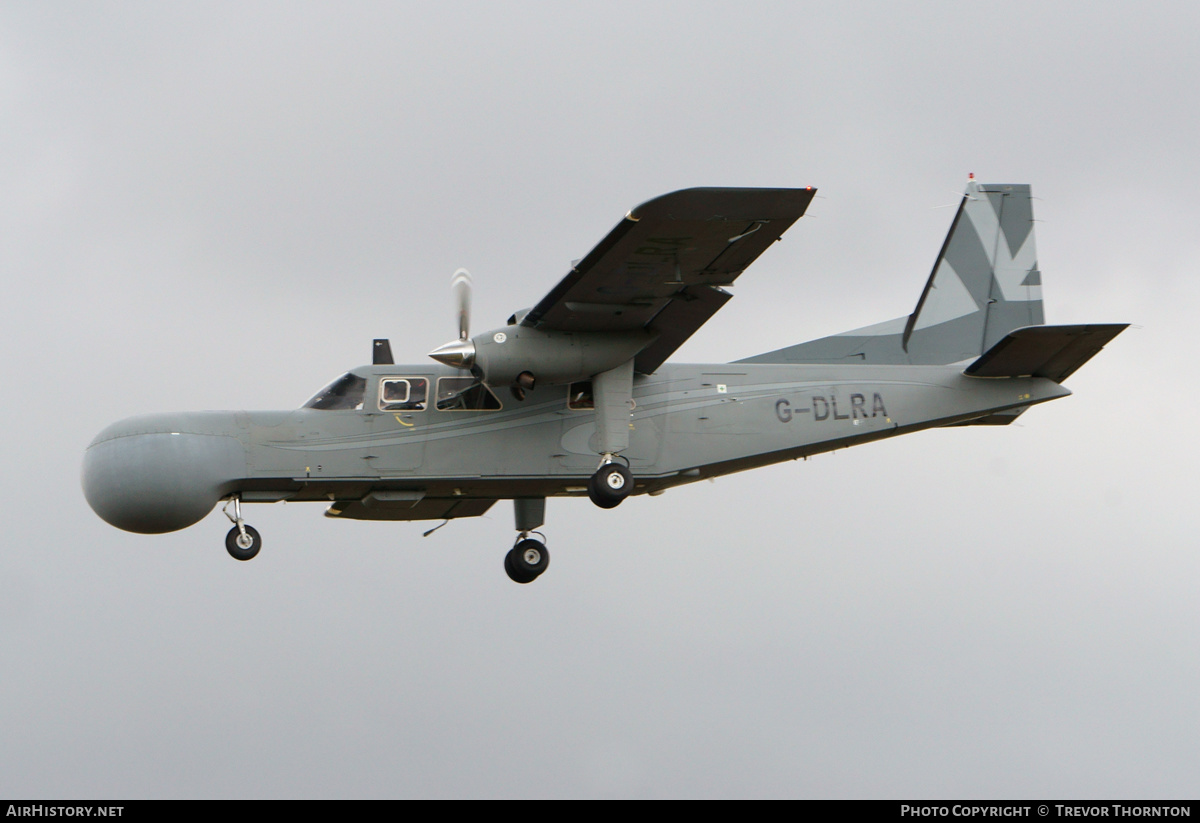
520,187 -> 815,373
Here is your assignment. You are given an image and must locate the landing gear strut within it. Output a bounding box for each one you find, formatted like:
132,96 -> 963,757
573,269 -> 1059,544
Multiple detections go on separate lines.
588,359 -> 635,509
506,498 -> 548,583
222,497 -> 262,561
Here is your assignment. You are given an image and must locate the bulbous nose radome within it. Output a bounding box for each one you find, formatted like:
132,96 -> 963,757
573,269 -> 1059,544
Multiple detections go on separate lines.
82,429 -> 246,534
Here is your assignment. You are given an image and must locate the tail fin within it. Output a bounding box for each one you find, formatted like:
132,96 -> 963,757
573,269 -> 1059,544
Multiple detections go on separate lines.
906,179 -> 1044,360
739,178 -> 1045,366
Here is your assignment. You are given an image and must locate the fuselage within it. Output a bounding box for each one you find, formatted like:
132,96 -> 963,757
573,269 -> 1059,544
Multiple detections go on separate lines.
82,361 -> 1070,534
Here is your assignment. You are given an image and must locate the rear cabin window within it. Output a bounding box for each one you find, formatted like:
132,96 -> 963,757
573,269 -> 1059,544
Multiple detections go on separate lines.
379,377 -> 429,411
303,373 -> 367,410
436,377 -> 502,411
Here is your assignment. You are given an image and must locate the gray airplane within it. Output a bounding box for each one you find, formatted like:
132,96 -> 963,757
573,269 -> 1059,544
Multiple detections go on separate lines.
83,178 -> 1126,583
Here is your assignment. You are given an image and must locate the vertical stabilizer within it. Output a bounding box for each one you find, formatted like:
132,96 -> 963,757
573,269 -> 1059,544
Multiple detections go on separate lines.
903,178 -> 1043,362
738,178 -> 1045,366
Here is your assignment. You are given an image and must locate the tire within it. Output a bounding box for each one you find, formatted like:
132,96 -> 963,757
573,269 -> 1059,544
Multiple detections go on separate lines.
505,540 -> 548,583
588,463 -> 632,509
225,525 -> 262,561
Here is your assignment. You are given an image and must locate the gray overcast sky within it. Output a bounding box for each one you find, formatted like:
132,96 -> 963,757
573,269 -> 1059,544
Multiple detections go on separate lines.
2,1 -> 1197,798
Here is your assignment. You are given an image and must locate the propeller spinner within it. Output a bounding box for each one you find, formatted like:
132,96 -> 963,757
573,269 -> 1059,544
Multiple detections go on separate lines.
428,268 -> 477,368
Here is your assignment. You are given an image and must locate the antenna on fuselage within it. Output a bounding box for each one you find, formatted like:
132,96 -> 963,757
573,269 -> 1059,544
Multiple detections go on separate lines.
373,339 -> 394,365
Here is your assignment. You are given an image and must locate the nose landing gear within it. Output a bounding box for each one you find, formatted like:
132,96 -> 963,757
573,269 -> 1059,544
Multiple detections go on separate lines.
225,524 -> 262,561
222,497 -> 262,561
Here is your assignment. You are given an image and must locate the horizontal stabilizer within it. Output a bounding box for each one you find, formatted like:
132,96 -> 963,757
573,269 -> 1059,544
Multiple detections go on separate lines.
965,324 -> 1128,383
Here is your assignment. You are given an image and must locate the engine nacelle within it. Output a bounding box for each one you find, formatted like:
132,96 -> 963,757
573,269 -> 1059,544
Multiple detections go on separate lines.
470,326 -> 653,387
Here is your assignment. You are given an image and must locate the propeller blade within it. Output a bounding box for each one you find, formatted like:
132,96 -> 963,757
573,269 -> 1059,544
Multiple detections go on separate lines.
429,268 -> 477,369
452,268 -> 472,341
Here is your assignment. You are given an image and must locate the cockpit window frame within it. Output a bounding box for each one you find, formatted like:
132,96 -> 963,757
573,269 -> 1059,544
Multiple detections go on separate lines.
378,377 -> 429,412
435,377 -> 503,412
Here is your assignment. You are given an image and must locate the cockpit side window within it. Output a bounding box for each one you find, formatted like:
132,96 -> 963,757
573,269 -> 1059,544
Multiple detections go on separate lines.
379,377 -> 429,411
303,373 -> 367,410
436,377 -> 502,411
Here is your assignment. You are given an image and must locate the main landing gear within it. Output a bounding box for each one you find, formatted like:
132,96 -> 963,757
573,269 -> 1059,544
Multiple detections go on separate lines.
506,498 -> 550,584
222,497 -> 262,561
588,459 -> 632,509
587,360 -> 635,510
505,537 -> 549,584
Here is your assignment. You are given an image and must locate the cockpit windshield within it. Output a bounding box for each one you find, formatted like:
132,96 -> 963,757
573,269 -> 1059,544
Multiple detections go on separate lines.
302,372 -> 366,410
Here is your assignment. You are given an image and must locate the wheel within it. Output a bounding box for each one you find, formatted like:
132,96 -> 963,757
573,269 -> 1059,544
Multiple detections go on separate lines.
505,539 -> 548,583
504,548 -> 536,584
588,463 -> 632,509
225,525 -> 262,561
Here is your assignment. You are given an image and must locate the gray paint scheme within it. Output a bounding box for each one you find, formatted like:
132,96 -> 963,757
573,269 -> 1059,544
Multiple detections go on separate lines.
82,360 -> 1074,531
82,181 -> 1123,548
